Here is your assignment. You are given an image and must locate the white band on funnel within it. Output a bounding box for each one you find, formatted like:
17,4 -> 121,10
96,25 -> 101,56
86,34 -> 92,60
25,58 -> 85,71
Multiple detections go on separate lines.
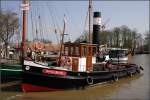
93,17 -> 101,25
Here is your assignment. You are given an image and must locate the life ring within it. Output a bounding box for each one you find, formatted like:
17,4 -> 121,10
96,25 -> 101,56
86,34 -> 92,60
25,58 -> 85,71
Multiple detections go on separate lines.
112,74 -> 118,81
65,57 -> 72,67
35,42 -> 44,50
25,66 -> 30,70
59,56 -> 72,67
60,56 -> 66,66
86,76 -> 93,85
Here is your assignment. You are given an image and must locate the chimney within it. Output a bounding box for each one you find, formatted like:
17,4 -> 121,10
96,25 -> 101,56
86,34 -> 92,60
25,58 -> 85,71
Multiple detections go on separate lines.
92,12 -> 101,45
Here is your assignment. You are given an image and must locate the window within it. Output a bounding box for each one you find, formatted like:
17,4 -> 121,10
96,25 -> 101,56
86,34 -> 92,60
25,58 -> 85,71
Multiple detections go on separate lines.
92,47 -> 97,56
75,46 -> 79,56
70,46 -> 74,56
83,46 -> 87,56
88,47 -> 92,55
64,47 -> 69,55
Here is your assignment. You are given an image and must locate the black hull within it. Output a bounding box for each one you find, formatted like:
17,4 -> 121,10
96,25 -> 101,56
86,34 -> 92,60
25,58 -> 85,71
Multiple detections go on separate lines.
22,62 -> 140,92
23,71 -> 87,90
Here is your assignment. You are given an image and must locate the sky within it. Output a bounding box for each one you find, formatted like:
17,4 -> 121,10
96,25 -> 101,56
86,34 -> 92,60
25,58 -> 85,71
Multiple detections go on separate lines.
1,0 -> 149,43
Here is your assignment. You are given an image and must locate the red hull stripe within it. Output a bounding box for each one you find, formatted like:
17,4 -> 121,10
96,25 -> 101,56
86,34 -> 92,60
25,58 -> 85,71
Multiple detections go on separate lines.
42,69 -> 67,76
22,83 -> 63,92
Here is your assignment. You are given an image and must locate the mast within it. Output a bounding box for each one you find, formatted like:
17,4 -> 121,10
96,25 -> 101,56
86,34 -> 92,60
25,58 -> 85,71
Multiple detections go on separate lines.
21,0 -> 29,63
88,0 -> 92,44
58,15 -> 66,66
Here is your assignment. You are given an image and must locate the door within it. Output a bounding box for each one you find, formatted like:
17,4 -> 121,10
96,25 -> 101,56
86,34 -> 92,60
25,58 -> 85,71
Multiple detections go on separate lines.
86,47 -> 92,71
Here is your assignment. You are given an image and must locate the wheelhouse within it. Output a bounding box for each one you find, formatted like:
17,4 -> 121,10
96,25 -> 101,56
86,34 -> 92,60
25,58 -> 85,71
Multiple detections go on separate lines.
63,42 -> 97,72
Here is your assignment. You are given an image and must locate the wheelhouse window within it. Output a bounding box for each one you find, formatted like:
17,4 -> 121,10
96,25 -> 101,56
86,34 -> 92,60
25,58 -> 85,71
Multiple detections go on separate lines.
82,46 -> 87,56
93,47 -> 97,56
64,44 -> 80,57
64,46 -> 69,55
88,47 -> 92,56
70,46 -> 74,56
75,46 -> 80,56
64,43 -> 97,57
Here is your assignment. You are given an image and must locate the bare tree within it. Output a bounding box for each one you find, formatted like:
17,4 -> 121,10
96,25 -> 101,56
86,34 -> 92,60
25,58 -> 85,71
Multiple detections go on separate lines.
75,25 -> 145,51
112,27 -> 121,47
0,10 -> 19,58
100,30 -> 110,45
144,31 -> 150,51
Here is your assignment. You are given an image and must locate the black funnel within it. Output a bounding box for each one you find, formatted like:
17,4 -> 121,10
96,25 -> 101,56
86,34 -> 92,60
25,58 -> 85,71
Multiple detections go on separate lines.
92,12 -> 101,45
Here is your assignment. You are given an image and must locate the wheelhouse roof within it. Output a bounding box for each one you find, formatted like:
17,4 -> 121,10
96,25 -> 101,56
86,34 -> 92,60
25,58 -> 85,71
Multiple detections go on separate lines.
64,42 -> 97,47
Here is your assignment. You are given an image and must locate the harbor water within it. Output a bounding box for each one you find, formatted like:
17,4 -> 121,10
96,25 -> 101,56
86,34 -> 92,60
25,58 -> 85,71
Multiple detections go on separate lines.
0,54 -> 149,100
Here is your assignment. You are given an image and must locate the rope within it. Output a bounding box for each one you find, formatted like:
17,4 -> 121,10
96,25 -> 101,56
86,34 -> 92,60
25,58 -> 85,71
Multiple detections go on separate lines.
34,2 -> 39,41
46,2 -> 60,43
30,3 -> 35,41
46,2 -> 55,40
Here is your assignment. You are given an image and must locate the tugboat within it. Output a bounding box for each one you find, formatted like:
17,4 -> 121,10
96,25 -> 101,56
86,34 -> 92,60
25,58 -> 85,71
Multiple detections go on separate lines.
21,0 -> 143,92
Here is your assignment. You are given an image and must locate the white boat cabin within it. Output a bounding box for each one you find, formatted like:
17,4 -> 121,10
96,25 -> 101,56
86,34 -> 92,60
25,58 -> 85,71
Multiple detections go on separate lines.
107,48 -> 128,63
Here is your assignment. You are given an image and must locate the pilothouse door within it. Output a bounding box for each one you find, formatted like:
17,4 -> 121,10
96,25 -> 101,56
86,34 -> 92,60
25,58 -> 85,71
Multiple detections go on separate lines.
86,47 -> 93,71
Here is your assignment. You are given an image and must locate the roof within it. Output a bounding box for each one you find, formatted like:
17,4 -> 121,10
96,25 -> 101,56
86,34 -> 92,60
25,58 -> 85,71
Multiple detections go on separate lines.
64,42 -> 97,47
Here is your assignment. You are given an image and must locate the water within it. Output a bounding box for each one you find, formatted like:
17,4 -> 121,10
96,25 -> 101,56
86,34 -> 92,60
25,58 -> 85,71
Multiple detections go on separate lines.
0,54 -> 149,100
